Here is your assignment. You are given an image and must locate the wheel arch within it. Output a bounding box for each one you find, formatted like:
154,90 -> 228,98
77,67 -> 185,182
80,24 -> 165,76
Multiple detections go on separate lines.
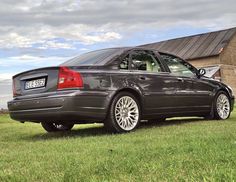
215,88 -> 231,100
204,87 -> 232,119
106,87 -> 144,117
211,88 -> 231,111
212,89 -> 232,120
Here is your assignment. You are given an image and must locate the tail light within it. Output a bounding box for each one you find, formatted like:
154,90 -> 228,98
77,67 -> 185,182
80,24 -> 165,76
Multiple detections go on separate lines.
12,78 -> 17,97
58,66 -> 83,89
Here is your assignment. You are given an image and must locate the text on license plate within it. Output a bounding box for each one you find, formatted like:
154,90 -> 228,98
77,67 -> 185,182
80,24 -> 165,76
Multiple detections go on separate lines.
25,78 -> 46,90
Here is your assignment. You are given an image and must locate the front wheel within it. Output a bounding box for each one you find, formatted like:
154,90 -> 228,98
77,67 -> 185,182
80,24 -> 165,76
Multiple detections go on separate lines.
213,91 -> 231,120
41,122 -> 74,132
104,92 -> 141,133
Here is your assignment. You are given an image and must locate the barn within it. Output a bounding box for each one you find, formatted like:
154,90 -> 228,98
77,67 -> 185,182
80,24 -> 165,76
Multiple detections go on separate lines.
140,27 -> 236,93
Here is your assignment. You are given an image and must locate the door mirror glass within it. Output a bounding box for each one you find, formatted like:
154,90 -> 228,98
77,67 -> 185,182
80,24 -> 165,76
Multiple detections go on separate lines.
198,68 -> 206,77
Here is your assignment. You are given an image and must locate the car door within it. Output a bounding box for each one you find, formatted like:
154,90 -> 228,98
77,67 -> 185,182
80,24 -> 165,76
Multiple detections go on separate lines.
160,53 -> 212,112
127,50 -> 182,116
191,76 -> 214,109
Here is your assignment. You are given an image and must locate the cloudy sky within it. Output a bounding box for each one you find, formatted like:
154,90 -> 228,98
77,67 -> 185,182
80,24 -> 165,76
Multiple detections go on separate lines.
0,0 -> 236,108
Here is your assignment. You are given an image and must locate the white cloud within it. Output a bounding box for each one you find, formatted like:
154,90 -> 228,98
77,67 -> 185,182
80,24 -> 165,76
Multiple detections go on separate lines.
3,33 -> 32,48
72,31 -> 122,45
79,48 -> 90,51
0,73 -> 14,80
0,94 -> 12,98
0,55 -> 72,78
0,0 -> 235,49
1,55 -> 72,67
0,24 -> 122,49
10,55 -> 41,60
38,40 -> 76,50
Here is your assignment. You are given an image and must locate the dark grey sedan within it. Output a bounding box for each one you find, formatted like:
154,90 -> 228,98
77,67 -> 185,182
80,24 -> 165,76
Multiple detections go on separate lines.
8,47 -> 235,133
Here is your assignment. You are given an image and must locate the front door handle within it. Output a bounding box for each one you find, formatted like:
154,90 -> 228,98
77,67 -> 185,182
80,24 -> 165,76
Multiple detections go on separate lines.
177,78 -> 184,82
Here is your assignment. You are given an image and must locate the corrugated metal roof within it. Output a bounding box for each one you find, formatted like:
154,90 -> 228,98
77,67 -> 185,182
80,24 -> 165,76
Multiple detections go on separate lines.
139,27 -> 236,60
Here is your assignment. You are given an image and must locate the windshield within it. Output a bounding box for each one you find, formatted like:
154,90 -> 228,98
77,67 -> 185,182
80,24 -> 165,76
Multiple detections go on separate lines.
61,48 -> 123,66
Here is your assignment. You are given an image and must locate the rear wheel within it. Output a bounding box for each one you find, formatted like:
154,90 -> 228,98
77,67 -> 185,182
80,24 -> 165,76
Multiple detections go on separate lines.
41,122 -> 74,132
104,92 -> 140,133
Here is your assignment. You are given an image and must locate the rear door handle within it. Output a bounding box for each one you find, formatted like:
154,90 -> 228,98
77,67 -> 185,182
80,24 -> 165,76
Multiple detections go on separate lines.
139,76 -> 146,80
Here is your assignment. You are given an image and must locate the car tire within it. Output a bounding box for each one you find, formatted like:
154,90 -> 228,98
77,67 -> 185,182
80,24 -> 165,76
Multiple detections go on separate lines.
104,92 -> 141,133
41,122 -> 74,132
213,91 -> 231,120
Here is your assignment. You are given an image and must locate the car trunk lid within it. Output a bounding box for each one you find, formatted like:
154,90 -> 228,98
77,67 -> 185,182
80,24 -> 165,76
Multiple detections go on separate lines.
13,67 -> 60,97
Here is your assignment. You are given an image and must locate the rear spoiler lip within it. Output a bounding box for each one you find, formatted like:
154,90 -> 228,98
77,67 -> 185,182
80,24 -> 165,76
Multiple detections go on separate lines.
12,65 -> 107,79
13,66 -> 60,79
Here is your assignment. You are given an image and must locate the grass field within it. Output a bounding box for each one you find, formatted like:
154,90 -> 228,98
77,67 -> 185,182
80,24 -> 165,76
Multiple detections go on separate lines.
0,111 -> 236,182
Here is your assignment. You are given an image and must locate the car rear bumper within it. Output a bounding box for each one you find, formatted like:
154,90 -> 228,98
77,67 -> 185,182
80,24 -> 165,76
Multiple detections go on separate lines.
8,90 -> 111,123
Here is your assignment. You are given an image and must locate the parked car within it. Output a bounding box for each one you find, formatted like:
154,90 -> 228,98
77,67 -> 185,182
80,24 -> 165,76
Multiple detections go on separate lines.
8,47 -> 235,133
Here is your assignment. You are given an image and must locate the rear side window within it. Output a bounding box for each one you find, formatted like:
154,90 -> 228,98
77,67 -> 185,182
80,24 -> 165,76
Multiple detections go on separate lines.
119,55 -> 129,70
61,48 -> 121,66
130,51 -> 162,72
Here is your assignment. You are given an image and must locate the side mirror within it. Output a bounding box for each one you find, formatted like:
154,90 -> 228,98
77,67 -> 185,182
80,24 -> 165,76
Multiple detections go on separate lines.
197,68 -> 206,77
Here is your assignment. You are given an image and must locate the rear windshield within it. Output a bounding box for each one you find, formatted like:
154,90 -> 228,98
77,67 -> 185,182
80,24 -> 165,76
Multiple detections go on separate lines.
61,48 -> 122,66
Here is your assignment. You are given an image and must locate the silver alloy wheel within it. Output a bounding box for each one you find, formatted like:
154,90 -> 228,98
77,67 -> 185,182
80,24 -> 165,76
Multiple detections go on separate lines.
115,96 -> 139,131
216,94 -> 230,119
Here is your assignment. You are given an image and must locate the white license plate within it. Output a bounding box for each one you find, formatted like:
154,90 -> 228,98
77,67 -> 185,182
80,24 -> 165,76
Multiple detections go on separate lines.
25,78 -> 46,90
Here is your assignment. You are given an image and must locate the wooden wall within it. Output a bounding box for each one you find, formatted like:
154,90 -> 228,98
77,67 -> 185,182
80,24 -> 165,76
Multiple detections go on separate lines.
220,34 -> 236,66
220,65 -> 236,93
219,34 -> 236,93
188,56 -> 220,68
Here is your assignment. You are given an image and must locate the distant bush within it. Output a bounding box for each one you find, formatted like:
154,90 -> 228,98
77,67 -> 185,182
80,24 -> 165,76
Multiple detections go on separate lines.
0,109 -> 9,114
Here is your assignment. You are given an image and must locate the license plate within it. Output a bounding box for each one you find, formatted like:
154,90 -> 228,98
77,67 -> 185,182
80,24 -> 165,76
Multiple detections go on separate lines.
25,78 -> 46,90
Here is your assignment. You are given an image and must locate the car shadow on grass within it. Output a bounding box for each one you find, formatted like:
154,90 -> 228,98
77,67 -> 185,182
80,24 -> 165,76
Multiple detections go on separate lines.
22,125 -> 109,141
22,117 -> 206,141
140,117 -> 206,128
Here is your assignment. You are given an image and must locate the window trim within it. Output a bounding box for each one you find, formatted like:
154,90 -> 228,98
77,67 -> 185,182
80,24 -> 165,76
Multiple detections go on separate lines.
159,52 -> 198,78
126,50 -> 166,73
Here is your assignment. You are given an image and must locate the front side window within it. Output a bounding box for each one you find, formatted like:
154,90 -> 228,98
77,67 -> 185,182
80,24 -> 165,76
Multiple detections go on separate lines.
161,54 -> 196,77
130,51 -> 162,72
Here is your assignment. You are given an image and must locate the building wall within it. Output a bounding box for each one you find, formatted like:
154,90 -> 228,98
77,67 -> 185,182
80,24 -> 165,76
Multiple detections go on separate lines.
220,65 -> 236,93
219,34 -> 236,93
188,56 -> 220,68
220,34 -> 236,66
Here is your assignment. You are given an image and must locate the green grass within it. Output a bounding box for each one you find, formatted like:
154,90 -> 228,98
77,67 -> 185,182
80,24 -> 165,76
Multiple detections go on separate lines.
0,111 -> 236,182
